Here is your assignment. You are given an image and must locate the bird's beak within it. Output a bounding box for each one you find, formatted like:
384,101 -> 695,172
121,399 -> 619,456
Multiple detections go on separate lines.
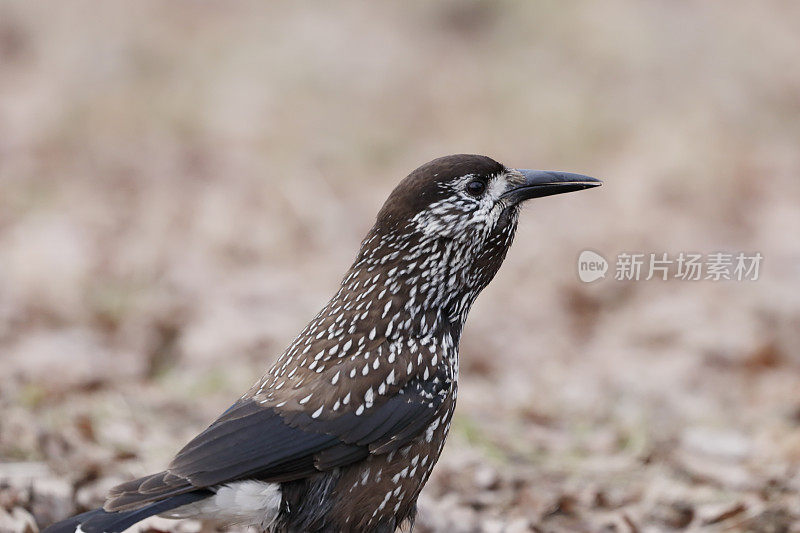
503,169 -> 602,204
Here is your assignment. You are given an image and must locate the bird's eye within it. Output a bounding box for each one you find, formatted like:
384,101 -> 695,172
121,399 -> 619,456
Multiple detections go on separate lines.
466,180 -> 486,197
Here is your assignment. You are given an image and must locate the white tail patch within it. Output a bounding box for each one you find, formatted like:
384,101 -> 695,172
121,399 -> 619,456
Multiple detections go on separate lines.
162,481 -> 281,528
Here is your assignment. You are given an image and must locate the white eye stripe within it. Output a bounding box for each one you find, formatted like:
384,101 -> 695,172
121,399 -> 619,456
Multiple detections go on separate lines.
486,175 -> 510,199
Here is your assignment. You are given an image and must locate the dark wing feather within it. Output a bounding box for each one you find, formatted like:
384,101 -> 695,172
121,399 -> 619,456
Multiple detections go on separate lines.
107,369 -> 449,511
170,401 -> 339,485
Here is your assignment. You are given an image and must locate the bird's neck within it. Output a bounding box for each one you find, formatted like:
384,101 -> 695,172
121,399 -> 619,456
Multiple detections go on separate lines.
334,227 -> 487,344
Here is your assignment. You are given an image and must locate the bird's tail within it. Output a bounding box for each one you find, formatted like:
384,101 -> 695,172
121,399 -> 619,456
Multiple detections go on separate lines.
41,491 -> 211,533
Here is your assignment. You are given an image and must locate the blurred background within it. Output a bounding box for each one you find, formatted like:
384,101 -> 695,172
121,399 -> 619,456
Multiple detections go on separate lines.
1,2 -> 799,531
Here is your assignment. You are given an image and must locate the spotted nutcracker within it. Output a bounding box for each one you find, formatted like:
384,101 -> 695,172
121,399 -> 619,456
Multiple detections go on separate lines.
43,154 -> 600,533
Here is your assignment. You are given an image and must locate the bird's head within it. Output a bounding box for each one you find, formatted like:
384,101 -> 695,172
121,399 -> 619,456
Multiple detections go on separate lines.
345,154 -> 601,330
375,154 -> 600,243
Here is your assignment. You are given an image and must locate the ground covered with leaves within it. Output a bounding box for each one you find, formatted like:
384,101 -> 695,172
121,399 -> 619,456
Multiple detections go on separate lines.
1,2 -> 799,532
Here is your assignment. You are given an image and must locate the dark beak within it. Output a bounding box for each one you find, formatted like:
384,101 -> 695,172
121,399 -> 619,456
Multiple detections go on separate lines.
503,169 -> 602,204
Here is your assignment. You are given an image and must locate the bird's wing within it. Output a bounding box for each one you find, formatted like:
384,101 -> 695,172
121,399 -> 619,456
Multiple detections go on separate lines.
105,343 -> 450,512
174,369 -> 447,484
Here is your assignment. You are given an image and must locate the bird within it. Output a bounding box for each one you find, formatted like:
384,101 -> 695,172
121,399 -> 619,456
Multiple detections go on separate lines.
43,154 -> 600,533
